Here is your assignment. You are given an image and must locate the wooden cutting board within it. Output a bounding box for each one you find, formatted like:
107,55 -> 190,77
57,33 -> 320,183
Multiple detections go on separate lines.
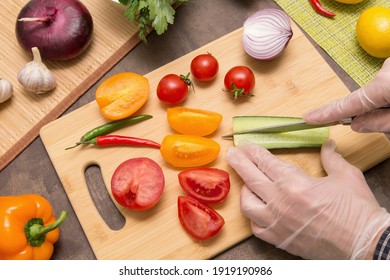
40,22 -> 390,259
0,0 -> 140,170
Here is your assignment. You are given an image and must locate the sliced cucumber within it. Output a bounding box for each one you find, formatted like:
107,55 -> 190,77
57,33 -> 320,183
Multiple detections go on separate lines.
232,116 -> 329,149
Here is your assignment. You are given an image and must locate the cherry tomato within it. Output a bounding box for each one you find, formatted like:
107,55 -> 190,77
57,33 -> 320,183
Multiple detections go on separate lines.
178,168 -> 230,204
224,66 -> 256,101
167,107 -> 223,136
190,53 -> 219,82
157,73 -> 193,105
111,157 -> 165,211
160,134 -> 220,168
178,196 -> 225,240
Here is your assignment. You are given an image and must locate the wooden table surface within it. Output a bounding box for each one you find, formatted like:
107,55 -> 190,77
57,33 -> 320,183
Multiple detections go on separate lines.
1,0 -> 389,260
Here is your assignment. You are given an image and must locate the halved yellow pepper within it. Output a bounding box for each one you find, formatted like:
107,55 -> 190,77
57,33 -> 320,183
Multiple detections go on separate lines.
95,72 -> 150,120
167,107 -> 223,136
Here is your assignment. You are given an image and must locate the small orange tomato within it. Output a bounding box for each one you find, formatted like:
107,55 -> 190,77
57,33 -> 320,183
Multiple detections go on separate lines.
167,107 -> 223,136
160,134 -> 220,167
95,72 -> 149,120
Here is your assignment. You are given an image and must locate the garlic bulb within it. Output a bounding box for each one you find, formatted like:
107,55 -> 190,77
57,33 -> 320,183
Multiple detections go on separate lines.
17,47 -> 56,94
0,78 -> 13,103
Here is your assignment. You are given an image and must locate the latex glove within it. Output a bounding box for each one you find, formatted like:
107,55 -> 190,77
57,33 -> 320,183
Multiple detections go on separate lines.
226,140 -> 390,259
304,58 -> 390,138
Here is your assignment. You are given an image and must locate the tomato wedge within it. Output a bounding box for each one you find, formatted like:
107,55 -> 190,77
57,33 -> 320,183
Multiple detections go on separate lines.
178,168 -> 230,204
96,72 -> 149,120
177,196 -> 225,240
111,157 -> 165,211
167,107 -> 223,136
160,134 -> 220,167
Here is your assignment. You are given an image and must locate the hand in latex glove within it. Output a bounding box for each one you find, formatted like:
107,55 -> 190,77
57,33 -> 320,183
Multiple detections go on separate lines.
304,58 -> 390,137
226,140 -> 390,259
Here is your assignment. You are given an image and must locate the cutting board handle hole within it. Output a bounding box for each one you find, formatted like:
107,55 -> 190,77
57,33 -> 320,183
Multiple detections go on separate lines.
84,164 -> 125,231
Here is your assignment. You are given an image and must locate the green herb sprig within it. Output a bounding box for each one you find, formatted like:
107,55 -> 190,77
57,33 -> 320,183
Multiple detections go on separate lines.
117,0 -> 188,42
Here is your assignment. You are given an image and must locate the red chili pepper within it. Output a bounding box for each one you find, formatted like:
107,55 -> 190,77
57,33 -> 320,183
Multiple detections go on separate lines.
78,135 -> 161,149
309,0 -> 336,18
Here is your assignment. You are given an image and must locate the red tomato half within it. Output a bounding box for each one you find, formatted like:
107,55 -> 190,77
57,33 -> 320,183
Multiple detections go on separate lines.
157,74 -> 193,105
111,157 -> 165,211
224,66 -> 255,100
190,53 -> 219,82
178,168 -> 230,204
177,196 -> 225,240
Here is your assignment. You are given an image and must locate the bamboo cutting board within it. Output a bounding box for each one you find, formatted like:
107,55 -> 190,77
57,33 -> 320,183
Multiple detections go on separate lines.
40,22 -> 390,259
0,0 -> 140,170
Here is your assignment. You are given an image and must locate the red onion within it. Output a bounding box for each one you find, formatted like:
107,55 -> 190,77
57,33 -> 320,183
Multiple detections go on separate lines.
16,0 -> 93,61
242,9 -> 293,61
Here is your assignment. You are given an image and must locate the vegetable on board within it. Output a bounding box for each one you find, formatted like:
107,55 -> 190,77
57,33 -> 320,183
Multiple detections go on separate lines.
0,194 -> 67,260
223,66 -> 256,101
157,73 -> 194,105
74,135 -> 161,149
232,116 -> 329,149
177,196 -> 225,240
65,114 -> 153,150
178,167 -> 230,205
95,72 -> 150,120
167,107 -> 223,136
111,157 -> 165,211
160,134 -> 220,168
190,53 -> 219,82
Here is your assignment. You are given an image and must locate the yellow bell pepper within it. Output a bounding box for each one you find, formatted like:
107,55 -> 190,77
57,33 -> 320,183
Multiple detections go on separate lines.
0,194 -> 67,260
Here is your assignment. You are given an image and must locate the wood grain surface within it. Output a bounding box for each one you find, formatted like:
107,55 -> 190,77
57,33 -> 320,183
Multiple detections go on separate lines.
0,0 -> 140,170
1,0 -> 389,260
40,21 -> 390,259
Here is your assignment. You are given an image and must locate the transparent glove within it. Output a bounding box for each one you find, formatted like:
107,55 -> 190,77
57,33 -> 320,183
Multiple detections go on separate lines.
304,58 -> 390,138
226,140 -> 390,259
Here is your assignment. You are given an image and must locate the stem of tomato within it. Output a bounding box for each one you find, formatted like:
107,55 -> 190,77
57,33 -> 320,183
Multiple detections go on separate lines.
223,83 -> 254,101
180,73 -> 195,92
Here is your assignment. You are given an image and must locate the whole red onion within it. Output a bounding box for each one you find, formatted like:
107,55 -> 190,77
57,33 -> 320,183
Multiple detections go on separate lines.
16,0 -> 94,61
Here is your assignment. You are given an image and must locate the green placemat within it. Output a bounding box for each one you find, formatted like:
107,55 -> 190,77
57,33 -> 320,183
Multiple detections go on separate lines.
274,0 -> 390,86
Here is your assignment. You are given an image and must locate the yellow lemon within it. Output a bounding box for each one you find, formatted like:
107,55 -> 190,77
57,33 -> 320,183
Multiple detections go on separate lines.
336,0 -> 363,4
356,6 -> 390,58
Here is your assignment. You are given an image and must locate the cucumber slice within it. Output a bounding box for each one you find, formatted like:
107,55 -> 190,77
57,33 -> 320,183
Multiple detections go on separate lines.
232,116 -> 329,149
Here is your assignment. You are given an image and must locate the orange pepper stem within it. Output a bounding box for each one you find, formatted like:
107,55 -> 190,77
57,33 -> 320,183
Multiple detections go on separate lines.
24,211 -> 67,246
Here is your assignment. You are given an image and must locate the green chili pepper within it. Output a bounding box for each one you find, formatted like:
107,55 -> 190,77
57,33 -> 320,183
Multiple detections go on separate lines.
65,114 -> 153,150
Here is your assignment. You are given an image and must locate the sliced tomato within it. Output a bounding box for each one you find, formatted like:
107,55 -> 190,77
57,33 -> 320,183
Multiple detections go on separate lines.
178,168 -> 230,204
167,107 -> 223,136
177,196 -> 225,240
111,157 -> 165,211
160,134 -> 220,168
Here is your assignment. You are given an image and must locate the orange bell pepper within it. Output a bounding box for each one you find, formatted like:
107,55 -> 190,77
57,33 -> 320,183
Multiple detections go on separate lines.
95,72 -> 150,120
0,194 -> 67,260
